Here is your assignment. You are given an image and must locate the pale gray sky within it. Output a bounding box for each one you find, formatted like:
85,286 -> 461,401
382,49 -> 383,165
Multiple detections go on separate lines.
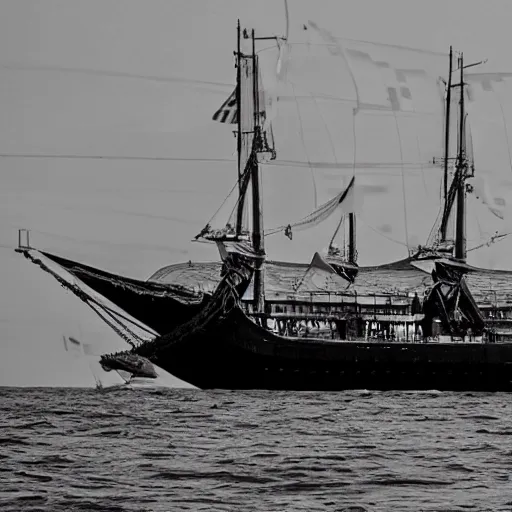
2,0 -> 512,383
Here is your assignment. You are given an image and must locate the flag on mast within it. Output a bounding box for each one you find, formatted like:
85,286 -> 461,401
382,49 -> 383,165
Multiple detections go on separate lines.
212,88 -> 238,124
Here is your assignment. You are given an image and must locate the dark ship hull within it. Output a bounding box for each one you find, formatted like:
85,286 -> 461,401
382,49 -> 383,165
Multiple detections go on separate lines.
135,304 -> 512,392
130,256 -> 512,392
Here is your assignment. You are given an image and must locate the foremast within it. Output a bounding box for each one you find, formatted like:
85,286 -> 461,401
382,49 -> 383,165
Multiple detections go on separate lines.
235,20 -> 244,235
197,22 -> 276,314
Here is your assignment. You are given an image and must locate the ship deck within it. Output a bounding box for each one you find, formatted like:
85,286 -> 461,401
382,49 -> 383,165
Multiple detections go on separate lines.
148,257 -> 512,307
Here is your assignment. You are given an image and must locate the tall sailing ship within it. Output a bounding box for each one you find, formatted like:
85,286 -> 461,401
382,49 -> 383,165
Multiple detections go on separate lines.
16,15 -> 512,390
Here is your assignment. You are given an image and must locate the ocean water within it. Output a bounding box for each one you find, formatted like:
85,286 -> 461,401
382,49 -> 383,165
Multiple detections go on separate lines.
0,388 -> 511,512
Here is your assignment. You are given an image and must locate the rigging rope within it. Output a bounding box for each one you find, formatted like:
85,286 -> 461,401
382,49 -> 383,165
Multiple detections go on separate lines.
1,62 -> 231,91
391,109 -> 410,254
0,154 -> 239,162
351,108 -> 357,179
326,107 -> 359,252
410,84 -> 430,197
21,251 -> 152,347
203,172 -> 247,228
283,0 -> 289,41
264,189 -> 347,236
135,255 -> 250,357
0,153 -> 437,174
310,92 -> 339,169
15,228 -> 189,255
291,82 -> 317,209
329,214 -> 346,249
495,91 -> 512,175
82,292 -> 157,337
333,106 -> 359,253
358,217 -> 410,249
467,231 -> 511,252
309,85 -> 346,249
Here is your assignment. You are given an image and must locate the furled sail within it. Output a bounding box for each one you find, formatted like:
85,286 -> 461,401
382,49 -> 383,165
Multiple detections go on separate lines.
265,175 -> 359,237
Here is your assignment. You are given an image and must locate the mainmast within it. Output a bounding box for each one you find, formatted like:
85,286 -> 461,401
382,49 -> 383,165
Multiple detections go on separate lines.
441,46 -> 453,236
235,20 -> 243,236
454,51 -> 466,260
250,28 -> 265,314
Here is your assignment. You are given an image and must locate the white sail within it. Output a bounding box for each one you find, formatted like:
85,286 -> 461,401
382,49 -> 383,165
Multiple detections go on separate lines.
257,20 -> 448,264
206,18 -> 512,268
253,19 -> 512,268
463,72 -> 512,267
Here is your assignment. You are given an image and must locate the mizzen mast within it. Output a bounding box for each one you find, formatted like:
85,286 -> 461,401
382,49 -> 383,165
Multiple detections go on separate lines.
434,48 -> 484,261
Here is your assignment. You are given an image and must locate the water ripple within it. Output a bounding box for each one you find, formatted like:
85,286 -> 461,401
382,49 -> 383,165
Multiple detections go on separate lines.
0,388 -> 511,511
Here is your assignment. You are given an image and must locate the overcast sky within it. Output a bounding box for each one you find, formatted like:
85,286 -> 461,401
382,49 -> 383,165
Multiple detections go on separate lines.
2,0 -> 512,383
